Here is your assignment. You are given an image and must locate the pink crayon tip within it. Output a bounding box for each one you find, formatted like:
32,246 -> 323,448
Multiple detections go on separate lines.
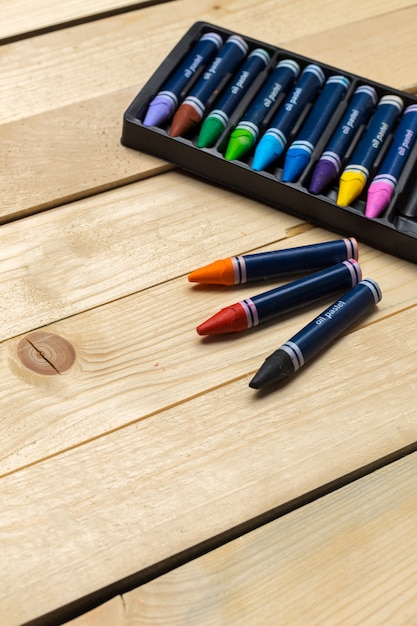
365,182 -> 394,218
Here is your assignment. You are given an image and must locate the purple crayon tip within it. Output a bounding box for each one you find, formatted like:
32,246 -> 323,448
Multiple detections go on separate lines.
143,94 -> 176,127
309,159 -> 339,195
365,182 -> 394,218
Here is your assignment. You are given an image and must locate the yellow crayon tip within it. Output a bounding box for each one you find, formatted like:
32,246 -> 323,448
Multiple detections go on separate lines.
188,258 -> 235,285
336,170 -> 367,206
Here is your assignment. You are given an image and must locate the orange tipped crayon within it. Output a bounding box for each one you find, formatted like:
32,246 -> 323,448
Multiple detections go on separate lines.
188,238 -> 358,285
197,259 -> 362,335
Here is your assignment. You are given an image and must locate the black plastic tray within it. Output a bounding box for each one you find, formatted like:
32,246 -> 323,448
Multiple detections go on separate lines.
121,21 -> 417,265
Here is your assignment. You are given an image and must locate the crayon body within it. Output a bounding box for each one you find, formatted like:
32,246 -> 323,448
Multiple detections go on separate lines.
188,237 -> 358,285
251,64 -> 325,171
281,75 -> 350,182
224,59 -> 300,161
309,85 -> 377,194
196,48 -> 270,148
169,35 -> 249,137
249,278 -> 382,389
365,104 -> 417,218
336,94 -> 404,206
197,259 -> 361,335
143,32 -> 223,127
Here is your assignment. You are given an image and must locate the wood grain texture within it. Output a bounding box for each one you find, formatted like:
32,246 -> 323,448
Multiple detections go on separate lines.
1,88 -> 173,221
67,451 -> 417,626
2,304 -> 417,624
0,171 -> 305,341
0,0 -> 160,41
3,1 -> 417,624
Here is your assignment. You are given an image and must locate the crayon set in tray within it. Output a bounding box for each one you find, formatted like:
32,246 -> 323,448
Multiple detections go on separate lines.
121,21 -> 417,265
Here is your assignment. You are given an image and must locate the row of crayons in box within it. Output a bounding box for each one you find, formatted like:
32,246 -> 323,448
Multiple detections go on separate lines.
187,238 -> 382,389
142,31 -> 417,219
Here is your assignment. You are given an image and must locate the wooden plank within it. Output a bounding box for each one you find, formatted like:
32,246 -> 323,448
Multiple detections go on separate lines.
0,171 -> 306,340
0,0 -> 164,42
0,88 -> 173,221
67,451 -> 417,626
1,221 -> 416,475
1,170 -> 416,472
3,2 -> 417,222
2,305 -> 417,624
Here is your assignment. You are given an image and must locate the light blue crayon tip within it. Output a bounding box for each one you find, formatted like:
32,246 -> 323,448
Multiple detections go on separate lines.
281,148 -> 310,182
252,135 -> 285,171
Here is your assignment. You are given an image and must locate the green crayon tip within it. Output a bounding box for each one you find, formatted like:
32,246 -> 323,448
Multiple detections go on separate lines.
224,129 -> 255,161
196,117 -> 226,148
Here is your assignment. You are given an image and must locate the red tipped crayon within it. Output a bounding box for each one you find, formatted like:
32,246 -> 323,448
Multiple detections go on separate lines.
197,259 -> 361,335
188,238 -> 358,285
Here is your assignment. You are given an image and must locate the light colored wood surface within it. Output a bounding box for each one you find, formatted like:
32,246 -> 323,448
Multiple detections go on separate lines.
1,178 -> 416,474
2,1 -> 417,624
68,450 -> 417,626
3,302 -> 417,625
0,0 -> 154,41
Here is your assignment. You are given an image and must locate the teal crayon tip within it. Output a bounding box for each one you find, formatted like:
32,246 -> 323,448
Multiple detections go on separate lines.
224,130 -> 255,161
196,117 -> 225,148
281,149 -> 310,182
252,135 -> 284,171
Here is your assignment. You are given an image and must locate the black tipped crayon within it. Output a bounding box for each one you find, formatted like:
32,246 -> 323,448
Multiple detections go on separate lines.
249,278 -> 382,389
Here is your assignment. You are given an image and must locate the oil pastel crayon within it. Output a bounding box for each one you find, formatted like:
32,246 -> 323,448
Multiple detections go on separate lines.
281,75 -> 350,182
309,85 -> 377,194
249,278 -> 382,389
251,64 -> 325,171
224,59 -> 300,161
196,48 -> 270,148
169,35 -> 249,137
336,94 -> 404,206
188,237 -> 358,285
197,259 -> 361,335
365,104 -> 417,218
143,32 -> 223,127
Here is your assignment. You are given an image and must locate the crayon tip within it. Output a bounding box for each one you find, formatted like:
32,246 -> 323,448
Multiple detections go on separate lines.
196,117 -> 225,148
197,303 -> 248,335
224,130 -> 255,161
336,170 -> 367,206
252,134 -> 284,171
249,349 -> 294,389
143,95 -> 175,127
188,258 -> 235,285
365,182 -> 394,218
281,149 -> 310,183
170,104 -> 202,137
309,160 -> 338,195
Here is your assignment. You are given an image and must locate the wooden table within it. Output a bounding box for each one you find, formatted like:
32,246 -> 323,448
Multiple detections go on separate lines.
2,1 -> 417,624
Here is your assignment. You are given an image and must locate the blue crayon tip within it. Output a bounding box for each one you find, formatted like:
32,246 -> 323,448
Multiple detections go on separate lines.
309,159 -> 339,195
252,133 -> 285,171
281,147 -> 310,182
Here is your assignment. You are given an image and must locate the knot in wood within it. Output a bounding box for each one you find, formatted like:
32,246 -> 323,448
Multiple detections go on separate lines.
17,332 -> 76,375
